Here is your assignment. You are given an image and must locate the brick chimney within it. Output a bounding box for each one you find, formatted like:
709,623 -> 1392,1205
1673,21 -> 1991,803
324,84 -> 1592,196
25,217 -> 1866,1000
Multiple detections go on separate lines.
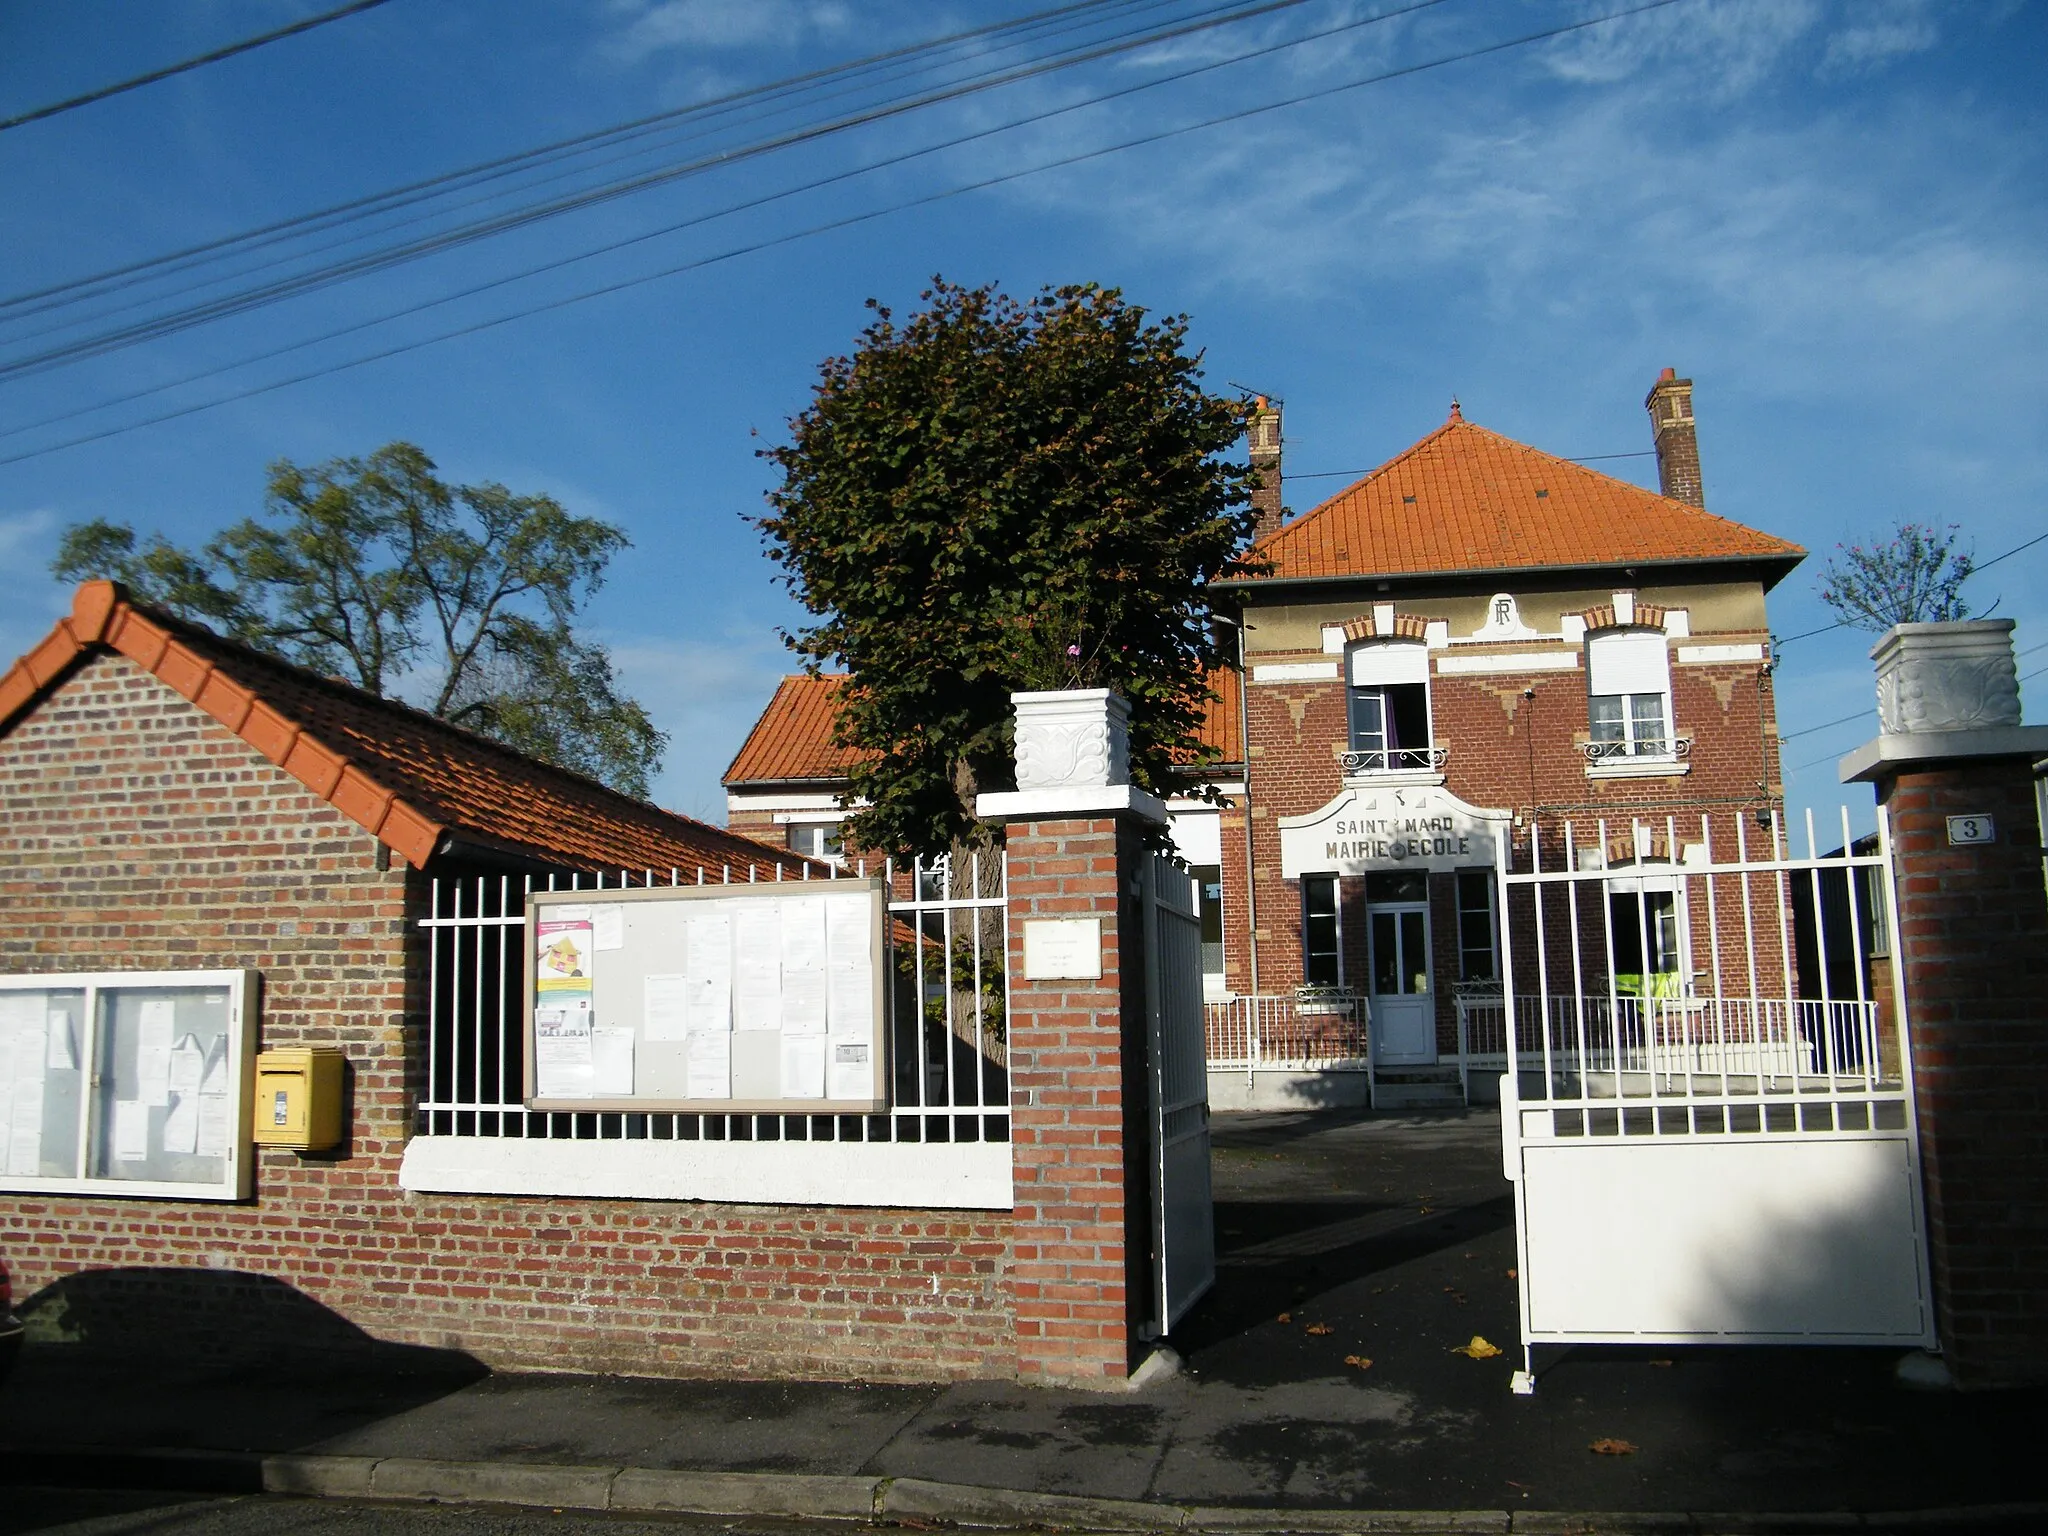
1247,396 -> 1284,541
1645,367 -> 1704,507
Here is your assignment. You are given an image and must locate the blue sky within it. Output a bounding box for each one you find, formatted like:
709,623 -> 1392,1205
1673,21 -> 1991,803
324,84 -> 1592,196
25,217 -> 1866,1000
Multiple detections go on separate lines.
2,0 -> 2042,831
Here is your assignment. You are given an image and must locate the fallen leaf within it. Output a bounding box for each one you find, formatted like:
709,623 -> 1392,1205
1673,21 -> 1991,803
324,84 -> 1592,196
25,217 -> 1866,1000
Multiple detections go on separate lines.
1463,1252 -> 1476,1259
1649,1359 -> 1674,1368
1276,1312 -> 1292,1324
1306,1323 -> 1334,1336
1343,1354 -> 1373,1370
1589,1439 -> 1639,1456
1419,1206 -> 1435,1215
1452,1336 -> 1503,1359
1507,1269 -> 1517,1280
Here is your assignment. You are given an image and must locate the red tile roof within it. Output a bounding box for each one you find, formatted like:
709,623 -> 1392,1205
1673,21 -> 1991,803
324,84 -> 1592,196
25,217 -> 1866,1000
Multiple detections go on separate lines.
724,670 -> 1245,788
1242,411 -> 1804,586
0,581 -> 817,877
723,674 -> 872,785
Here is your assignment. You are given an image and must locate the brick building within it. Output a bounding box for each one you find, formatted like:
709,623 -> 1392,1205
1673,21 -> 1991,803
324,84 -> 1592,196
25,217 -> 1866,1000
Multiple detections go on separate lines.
725,372 -> 1807,1090
0,581 -> 1025,1382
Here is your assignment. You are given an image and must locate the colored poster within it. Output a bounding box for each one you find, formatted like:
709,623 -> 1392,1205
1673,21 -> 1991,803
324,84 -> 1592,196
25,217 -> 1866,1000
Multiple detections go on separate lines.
536,908 -> 595,1004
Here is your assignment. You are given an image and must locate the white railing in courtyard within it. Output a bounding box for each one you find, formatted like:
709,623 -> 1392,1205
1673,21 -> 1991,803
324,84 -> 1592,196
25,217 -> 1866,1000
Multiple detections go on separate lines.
416,853 -> 1010,1144
1204,992 -> 1370,1072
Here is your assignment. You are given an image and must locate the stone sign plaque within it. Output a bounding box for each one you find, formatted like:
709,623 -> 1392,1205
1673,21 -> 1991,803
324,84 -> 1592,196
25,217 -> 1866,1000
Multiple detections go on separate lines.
1280,783 -> 1512,878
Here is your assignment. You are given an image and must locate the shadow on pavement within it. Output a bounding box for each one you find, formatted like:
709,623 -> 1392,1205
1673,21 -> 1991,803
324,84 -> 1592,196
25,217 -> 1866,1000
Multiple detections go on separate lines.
1,1268 -> 485,1462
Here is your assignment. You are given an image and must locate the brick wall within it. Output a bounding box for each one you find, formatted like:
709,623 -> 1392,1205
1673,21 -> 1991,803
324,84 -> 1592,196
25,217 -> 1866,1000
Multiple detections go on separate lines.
1,654 -> 1015,1382
1003,814 -> 1147,1382
1223,619 -> 1781,1002
1879,759 -> 2048,1389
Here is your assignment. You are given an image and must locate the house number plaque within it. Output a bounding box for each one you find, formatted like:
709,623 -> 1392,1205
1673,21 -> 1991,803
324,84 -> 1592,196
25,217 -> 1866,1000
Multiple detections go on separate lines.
1946,814 -> 1994,846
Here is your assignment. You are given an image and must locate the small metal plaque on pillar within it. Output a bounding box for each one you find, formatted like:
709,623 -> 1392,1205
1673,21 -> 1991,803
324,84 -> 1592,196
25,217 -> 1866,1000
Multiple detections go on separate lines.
1946,814 -> 1995,846
1023,918 -> 1102,979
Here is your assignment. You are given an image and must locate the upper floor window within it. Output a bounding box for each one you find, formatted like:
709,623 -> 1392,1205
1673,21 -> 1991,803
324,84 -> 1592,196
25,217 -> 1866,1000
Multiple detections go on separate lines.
787,822 -> 844,863
1346,640 -> 1432,772
1585,629 -> 1673,759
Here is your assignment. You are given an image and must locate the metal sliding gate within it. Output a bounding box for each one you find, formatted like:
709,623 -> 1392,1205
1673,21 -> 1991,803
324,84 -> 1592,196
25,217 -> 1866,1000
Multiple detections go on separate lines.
1497,809 -> 1934,1392
1142,853 -> 1216,1335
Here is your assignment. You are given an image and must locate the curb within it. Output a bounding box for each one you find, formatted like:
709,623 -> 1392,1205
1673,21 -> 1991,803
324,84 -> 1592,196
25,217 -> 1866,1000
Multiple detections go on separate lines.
5,1449 -> 2047,1532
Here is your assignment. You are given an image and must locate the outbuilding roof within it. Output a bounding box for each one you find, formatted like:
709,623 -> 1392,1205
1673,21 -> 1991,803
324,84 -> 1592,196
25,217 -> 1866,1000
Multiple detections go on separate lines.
1238,407 -> 1805,588
723,670 -> 1244,788
0,581 -> 817,877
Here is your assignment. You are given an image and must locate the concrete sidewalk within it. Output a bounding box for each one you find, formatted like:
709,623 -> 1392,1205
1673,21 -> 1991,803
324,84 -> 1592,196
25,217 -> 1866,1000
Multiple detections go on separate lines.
4,1110 -> 2044,1530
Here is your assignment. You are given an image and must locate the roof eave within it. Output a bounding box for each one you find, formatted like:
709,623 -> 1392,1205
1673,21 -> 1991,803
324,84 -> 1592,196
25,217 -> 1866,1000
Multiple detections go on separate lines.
1214,549 -> 1807,597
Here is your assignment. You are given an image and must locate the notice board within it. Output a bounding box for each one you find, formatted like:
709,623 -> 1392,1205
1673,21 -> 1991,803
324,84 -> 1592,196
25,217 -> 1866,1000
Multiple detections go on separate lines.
523,879 -> 888,1113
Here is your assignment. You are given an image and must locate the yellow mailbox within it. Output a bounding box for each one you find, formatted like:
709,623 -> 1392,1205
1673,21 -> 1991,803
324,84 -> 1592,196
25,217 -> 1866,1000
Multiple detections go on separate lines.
251,1048 -> 345,1150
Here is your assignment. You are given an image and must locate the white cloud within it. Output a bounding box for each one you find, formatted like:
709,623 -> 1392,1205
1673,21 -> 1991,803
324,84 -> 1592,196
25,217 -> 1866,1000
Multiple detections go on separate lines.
1818,0 -> 1939,77
605,625 -> 801,822
600,0 -> 852,66
1537,0 -> 1822,97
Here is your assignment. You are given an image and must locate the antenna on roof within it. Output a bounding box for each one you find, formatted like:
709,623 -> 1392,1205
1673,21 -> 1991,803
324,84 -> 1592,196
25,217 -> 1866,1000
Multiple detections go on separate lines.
1227,382 -> 1284,406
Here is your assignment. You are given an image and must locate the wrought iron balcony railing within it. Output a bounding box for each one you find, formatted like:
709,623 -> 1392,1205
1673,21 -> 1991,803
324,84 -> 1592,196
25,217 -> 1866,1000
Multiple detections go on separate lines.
1339,744 -> 1448,775
1581,734 -> 1692,765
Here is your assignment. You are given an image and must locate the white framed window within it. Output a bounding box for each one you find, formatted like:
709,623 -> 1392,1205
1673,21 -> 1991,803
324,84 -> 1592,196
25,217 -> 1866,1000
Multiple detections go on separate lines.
1301,874 -> 1342,987
786,822 -> 844,863
1346,640 -> 1433,771
1586,629 -> 1674,759
1454,869 -> 1498,981
0,969 -> 257,1200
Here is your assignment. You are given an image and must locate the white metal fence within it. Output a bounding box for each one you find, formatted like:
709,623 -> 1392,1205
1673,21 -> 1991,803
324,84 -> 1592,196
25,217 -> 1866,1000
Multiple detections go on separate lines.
416,853 -> 1011,1145
1143,853 -> 1215,1334
1203,993 -> 1369,1071
1500,808 -> 1933,1385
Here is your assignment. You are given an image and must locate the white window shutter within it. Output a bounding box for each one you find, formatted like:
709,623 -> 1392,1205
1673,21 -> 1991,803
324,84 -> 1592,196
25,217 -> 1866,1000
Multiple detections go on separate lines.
1349,640 -> 1429,687
1586,630 -> 1669,696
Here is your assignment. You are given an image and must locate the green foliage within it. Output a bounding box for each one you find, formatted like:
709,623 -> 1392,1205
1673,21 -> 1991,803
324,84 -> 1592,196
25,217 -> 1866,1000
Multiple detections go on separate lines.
1817,522 -> 1980,633
757,279 -> 1258,858
53,442 -> 666,798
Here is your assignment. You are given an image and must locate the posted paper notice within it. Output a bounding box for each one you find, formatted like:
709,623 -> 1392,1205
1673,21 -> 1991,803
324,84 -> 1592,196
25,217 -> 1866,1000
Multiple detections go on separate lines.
779,1035 -> 826,1099
685,1030 -> 731,1099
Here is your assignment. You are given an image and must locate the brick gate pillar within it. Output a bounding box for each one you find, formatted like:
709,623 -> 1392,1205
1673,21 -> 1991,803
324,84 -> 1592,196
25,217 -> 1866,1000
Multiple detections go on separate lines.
980,689 -> 1166,1385
1844,620 -> 2048,1390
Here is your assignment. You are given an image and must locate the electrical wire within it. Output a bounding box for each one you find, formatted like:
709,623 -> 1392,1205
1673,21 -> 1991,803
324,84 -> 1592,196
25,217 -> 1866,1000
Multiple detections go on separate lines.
0,0 -> 1211,351
0,0 -> 1453,446
1288,449 -> 1652,479
0,0 -> 1148,315
0,0 -> 397,135
0,0 -> 1686,469
0,0 -> 1303,365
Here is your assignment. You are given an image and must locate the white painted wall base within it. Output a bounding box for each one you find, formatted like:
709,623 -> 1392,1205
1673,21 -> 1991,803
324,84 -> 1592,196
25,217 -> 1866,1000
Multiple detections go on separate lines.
1207,1068 -> 1373,1112
400,1134 -> 1014,1210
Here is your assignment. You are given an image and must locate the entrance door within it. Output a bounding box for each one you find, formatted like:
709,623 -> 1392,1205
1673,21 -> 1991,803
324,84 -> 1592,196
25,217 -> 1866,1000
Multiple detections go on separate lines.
1368,903 -> 1435,1064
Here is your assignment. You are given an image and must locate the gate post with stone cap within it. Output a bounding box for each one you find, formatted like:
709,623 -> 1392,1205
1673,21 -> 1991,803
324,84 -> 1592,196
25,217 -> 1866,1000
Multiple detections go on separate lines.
979,689 -> 1164,1384
1843,620 -> 2048,1389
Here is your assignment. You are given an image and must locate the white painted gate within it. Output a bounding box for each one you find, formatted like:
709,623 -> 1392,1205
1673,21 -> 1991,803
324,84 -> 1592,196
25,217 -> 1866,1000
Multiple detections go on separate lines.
1143,853 -> 1215,1335
1497,809 -> 1934,1391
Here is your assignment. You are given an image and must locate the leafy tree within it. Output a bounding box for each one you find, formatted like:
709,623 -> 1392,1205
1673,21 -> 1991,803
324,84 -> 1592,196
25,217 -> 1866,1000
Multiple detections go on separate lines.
1817,521 -> 1980,632
757,279 -> 1258,859
53,442 -> 666,797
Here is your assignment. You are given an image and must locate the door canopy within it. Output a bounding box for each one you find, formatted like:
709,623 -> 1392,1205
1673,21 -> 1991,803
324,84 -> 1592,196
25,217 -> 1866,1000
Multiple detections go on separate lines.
1279,783 -> 1512,879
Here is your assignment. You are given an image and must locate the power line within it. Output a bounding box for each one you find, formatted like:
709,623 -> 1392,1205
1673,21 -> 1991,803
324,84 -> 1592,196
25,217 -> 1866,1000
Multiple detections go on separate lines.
0,0 -> 1453,446
0,0 -> 1199,349
1778,708 -> 1873,744
0,0 -> 1165,319
0,0 -> 1327,380
0,0 -> 397,135
0,0 -> 1688,469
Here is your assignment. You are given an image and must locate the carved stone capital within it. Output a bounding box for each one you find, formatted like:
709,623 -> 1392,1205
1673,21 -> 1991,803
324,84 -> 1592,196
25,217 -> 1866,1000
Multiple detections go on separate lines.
1011,688 -> 1131,791
1872,621 -> 2021,735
